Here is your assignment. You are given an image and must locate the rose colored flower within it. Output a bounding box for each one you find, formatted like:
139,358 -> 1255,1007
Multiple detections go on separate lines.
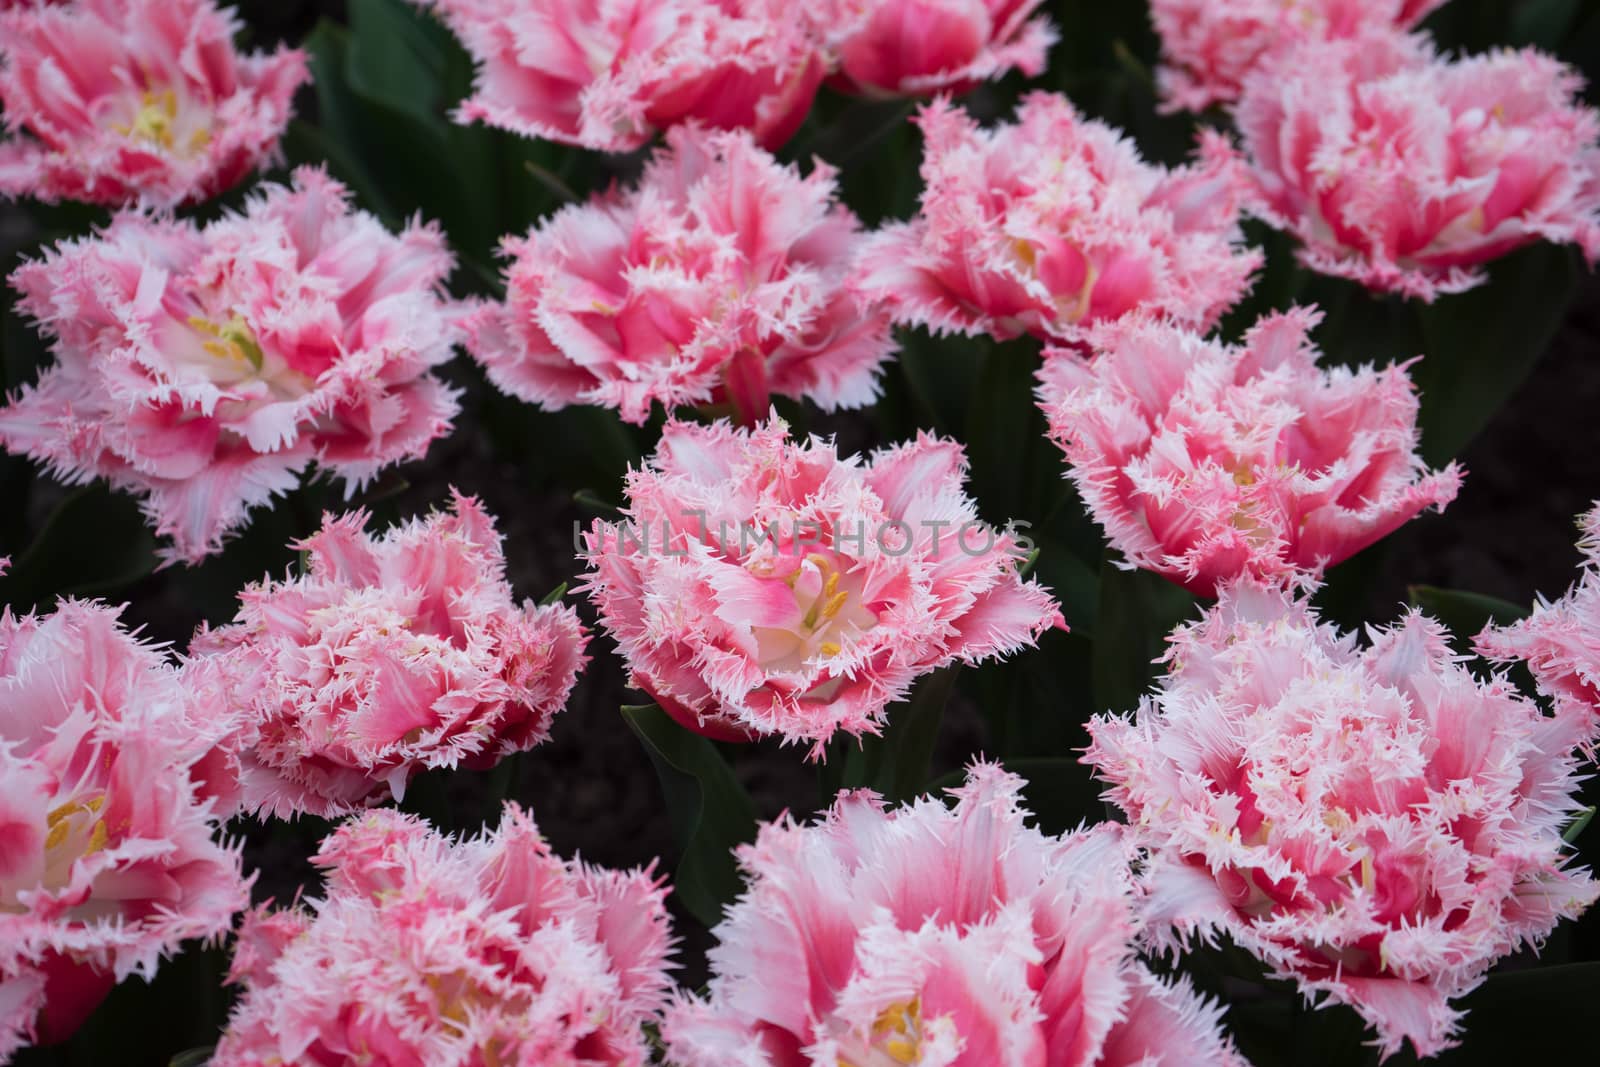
1085,582 -> 1599,1059
1037,308 -> 1461,598
664,764 -> 1245,1067
1150,0 -> 1444,113
1477,504 -> 1600,731
0,0 -> 307,207
416,0 -> 824,152
807,0 -> 1057,98
582,413 -> 1062,754
212,803 -> 674,1067
0,599 -> 249,1061
855,94 -> 1261,346
189,491 -> 589,821
465,124 -> 894,426
1237,33 -> 1600,300
0,167 -> 463,565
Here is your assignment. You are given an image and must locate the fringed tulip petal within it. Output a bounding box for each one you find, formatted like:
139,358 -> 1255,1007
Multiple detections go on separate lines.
0,0 -> 307,206
663,764 -> 1245,1066
467,124 -> 895,425
1236,34 -> 1600,300
579,413 -> 1062,754
808,0 -> 1056,98
0,168 -> 463,564
1085,583 -> 1599,1059
190,491 -> 590,820
856,94 -> 1261,345
212,804 -> 674,1066
416,0 -> 823,152
0,601 -> 249,1059
1038,308 -> 1461,597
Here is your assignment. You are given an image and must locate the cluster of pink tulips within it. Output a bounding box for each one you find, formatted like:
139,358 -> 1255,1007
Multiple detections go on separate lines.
1,0 -> 1598,1063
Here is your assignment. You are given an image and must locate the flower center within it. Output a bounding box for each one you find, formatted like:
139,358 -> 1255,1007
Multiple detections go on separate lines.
425,970 -> 515,1067
1013,236 -> 1098,324
838,998 -> 925,1067
188,314 -> 266,373
749,552 -> 880,672
114,89 -> 211,154
2,793 -> 111,912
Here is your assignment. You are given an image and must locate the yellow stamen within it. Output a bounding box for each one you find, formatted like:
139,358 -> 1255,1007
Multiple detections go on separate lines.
1012,237 -> 1037,269
820,641 -> 842,657
822,590 -> 850,621
116,89 -> 179,149
44,795 -> 108,853
884,1038 -> 918,1064
188,314 -> 265,372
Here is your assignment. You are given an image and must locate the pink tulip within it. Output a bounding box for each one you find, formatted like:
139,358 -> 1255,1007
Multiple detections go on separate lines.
465,124 -> 895,426
1237,33 -> 1600,299
1150,0 -> 1445,113
1085,582 -> 1599,1059
189,491 -> 589,820
856,94 -> 1260,345
1038,308 -> 1461,597
580,413 -> 1062,754
416,0 -> 824,152
0,0 -> 307,206
664,764 -> 1245,1066
0,600 -> 248,1060
212,804 -> 674,1067
809,0 -> 1056,98
0,167 -> 462,564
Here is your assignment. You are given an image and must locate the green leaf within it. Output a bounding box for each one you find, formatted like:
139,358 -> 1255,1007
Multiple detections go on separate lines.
840,665 -> 960,804
622,704 -> 758,927
1406,586 -> 1531,645
1026,532 -> 1100,636
523,158 -> 579,204
1563,806 -> 1595,844
572,489 -> 621,517
294,23 -> 398,223
345,0 -> 448,132
1413,244 -> 1578,465
537,582 -> 569,607
169,1049 -> 214,1067
1512,0 -> 1583,48
0,485 -> 157,611
1091,558 -> 1196,717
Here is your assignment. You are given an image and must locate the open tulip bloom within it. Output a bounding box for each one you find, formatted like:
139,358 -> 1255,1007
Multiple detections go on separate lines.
0,599 -> 248,1060
1085,582 -> 1598,1059
1149,0 -> 1447,113
0,0 -> 307,207
212,804 -> 674,1066
664,764 -> 1247,1067
856,93 -> 1261,346
580,413 -> 1062,755
1038,307 -> 1461,597
1235,31 -> 1600,300
464,124 -> 895,427
0,168 -> 463,564
189,491 -> 589,820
